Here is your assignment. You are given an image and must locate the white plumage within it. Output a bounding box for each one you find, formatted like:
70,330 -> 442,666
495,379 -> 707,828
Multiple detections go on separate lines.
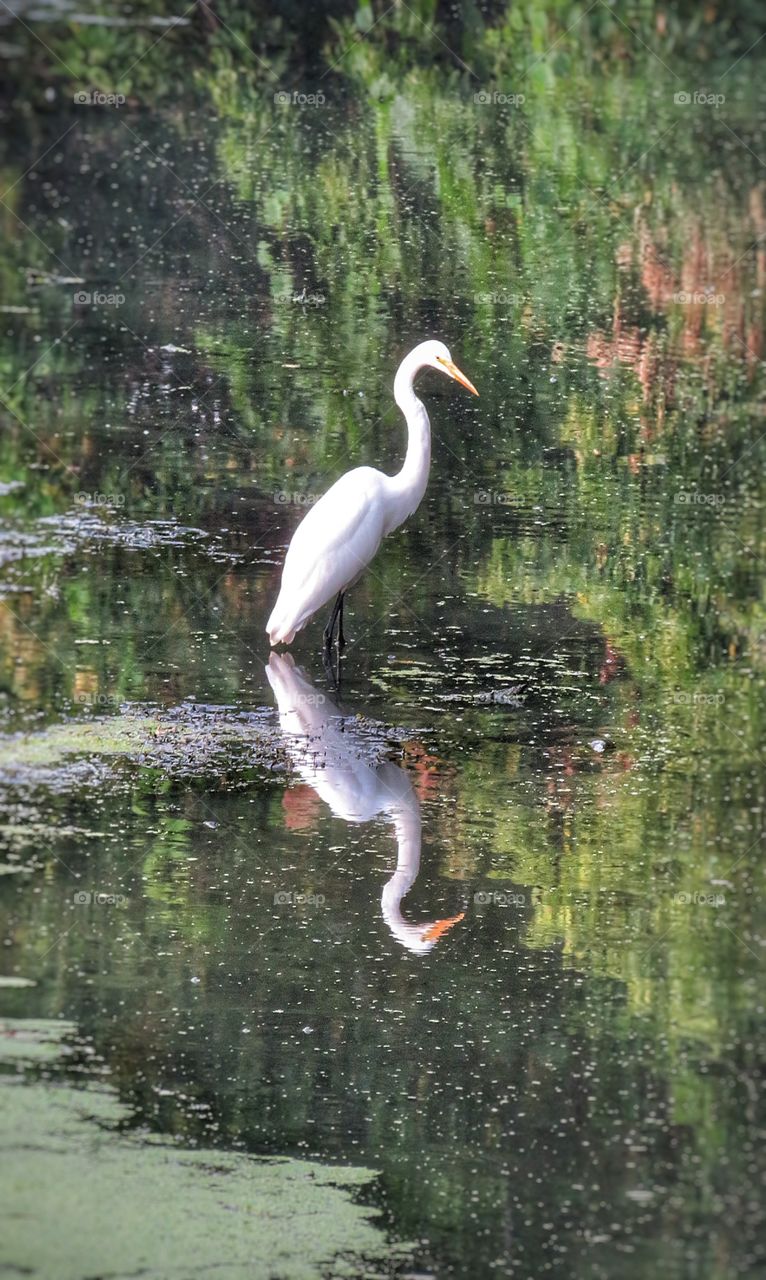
266,339 -> 478,648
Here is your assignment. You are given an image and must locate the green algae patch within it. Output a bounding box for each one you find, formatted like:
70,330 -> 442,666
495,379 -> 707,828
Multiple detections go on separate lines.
0,703 -> 407,796
0,716 -> 158,770
0,1021 -> 407,1280
0,705 -> 288,788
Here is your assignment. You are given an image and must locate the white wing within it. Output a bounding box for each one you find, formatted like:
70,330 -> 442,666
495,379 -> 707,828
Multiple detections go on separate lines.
267,467 -> 387,643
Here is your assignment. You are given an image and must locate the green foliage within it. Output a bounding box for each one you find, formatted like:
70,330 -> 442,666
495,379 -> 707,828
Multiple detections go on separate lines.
0,0 -> 763,103
0,23 -> 764,1280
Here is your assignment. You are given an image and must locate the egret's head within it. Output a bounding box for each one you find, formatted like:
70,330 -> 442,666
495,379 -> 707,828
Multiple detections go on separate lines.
414,340 -> 479,396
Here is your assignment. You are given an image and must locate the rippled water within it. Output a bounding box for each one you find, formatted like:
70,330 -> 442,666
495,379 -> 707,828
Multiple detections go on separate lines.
1,66 -> 765,1279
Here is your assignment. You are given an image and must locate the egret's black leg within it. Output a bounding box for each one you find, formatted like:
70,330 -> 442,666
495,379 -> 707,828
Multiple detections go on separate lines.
322,641 -> 340,691
323,592 -> 343,651
337,593 -> 346,649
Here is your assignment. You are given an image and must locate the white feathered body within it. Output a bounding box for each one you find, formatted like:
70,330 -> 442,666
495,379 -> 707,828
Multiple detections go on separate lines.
266,339 -> 469,647
267,466 -> 391,645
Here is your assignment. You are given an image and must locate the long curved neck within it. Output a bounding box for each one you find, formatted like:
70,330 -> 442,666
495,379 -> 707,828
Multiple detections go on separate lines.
385,352 -> 432,534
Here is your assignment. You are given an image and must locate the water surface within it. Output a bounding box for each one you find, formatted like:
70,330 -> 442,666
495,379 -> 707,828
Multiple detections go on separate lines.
1,67 -> 765,1279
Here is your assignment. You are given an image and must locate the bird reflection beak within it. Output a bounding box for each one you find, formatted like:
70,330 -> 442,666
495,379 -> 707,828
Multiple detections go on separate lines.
436,357 -> 479,396
420,911 -> 466,943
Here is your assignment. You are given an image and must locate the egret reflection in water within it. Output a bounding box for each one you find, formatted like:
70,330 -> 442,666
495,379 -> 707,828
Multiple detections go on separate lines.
266,654 -> 464,954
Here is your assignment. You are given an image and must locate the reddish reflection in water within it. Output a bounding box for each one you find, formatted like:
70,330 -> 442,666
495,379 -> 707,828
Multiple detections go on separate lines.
586,191 -> 765,423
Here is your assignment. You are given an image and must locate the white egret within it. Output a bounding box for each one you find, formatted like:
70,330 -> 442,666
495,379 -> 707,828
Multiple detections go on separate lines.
266,340 -> 478,649
266,653 -> 464,953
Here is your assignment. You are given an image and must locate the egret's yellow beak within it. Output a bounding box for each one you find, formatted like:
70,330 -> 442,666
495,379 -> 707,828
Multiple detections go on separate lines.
436,356 -> 479,397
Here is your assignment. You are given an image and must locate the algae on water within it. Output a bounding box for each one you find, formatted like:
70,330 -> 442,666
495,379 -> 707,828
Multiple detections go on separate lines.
0,703 -> 406,789
0,705 -> 283,783
0,1019 -> 408,1280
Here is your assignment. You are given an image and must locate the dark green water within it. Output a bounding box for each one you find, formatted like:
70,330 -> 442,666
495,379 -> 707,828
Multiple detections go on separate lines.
1,64 -> 765,1279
